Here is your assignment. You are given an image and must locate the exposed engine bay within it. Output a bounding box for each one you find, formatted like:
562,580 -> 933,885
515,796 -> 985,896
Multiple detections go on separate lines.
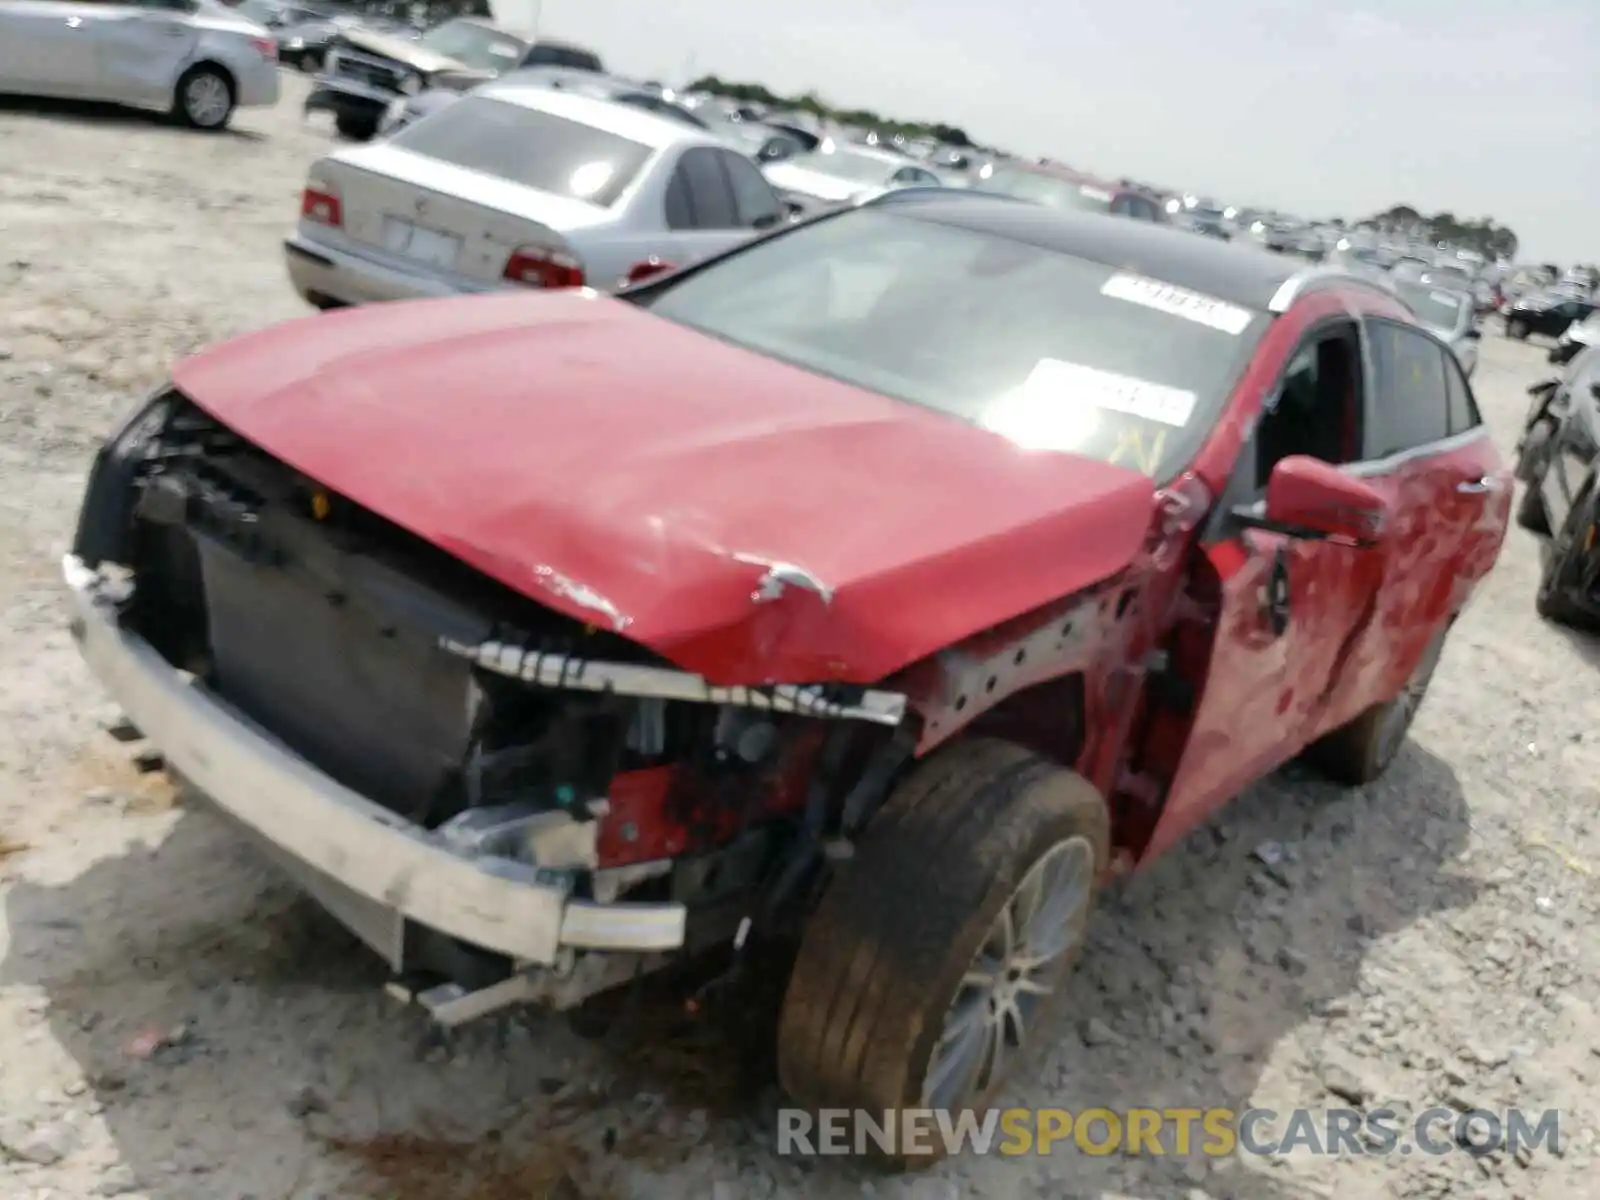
75,392 -> 913,1013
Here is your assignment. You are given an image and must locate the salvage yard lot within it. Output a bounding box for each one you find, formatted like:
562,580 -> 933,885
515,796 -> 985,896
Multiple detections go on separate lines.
1,74 -> 1597,1200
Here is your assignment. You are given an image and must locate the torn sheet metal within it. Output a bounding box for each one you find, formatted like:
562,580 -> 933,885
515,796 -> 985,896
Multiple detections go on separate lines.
531,565 -> 631,631
439,638 -> 907,726
731,553 -> 835,605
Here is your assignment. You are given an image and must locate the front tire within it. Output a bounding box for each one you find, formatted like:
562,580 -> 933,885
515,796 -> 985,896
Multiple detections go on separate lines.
1515,421 -> 1555,532
776,739 -> 1109,1167
335,112 -> 379,140
174,65 -> 234,131
1302,626 -> 1448,786
1536,482 -> 1600,632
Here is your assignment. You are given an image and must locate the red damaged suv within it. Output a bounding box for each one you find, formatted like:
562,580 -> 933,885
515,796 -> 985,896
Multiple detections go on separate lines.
64,192 -> 1508,1143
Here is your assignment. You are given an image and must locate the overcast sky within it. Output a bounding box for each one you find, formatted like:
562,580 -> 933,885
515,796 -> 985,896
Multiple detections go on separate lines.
500,0 -> 1599,264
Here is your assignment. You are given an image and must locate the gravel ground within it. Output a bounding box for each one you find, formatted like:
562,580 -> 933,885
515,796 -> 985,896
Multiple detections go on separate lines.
2,74 -> 1598,1200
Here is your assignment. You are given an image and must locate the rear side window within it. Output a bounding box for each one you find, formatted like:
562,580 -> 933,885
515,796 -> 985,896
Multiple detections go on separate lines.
389,97 -> 651,207
1363,321 -> 1451,457
721,152 -> 783,227
665,147 -> 737,229
1444,356 -> 1482,435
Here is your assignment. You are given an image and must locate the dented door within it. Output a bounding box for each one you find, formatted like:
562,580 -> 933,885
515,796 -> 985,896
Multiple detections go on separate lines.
1314,319 -> 1508,726
1142,523 -> 1377,861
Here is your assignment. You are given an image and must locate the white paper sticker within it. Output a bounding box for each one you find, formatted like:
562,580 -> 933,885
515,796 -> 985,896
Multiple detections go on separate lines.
1019,358 -> 1198,427
1431,290 -> 1461,306
1101,273 -> 1254,335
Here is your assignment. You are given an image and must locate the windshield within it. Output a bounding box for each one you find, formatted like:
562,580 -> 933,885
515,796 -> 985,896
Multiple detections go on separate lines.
788,148 -> 896,184
644,209 -> 1267,482
419,19 -> 527,69
1393,282 -> 1465,330
706,118 -> 788,156
976,168 -> 1114,213
389,97 -> 652,206
236,0 -> 284,24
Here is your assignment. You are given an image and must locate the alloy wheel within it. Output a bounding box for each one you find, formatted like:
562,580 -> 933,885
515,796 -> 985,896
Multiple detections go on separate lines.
184,74 -> 231,128
921,835 -> 1096,1109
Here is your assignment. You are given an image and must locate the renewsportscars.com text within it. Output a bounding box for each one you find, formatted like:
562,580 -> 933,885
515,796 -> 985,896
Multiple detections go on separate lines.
776,1106 -> 1563,1159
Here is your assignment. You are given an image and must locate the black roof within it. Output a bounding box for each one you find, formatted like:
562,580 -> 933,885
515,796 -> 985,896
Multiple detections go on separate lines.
869,194 -> 1332,313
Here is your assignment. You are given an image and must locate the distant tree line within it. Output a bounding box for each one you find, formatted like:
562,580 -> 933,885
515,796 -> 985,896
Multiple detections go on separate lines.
1363,204 -> 1519,262
686,75 -> 976,148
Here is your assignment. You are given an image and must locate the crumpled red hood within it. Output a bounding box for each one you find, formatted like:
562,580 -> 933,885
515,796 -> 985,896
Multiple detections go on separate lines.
172,291 -> 1156,684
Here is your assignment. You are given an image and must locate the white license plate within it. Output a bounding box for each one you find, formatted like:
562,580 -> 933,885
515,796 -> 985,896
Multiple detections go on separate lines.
381,217 -> 461,269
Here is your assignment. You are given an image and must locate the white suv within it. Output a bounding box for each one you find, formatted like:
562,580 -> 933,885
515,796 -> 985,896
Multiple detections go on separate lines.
0,0 -> 281,130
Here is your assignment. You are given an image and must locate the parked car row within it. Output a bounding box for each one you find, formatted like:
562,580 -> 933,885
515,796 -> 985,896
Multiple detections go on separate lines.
1504,291 -> 1598,343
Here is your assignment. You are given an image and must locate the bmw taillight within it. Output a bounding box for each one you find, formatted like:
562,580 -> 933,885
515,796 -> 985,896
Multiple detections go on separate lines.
300,182 -> 342,227
503,246 -> 585,289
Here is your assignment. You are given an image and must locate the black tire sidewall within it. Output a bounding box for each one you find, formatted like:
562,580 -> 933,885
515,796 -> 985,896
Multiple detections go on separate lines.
1515,420 -> 1553,484
776,742 -> 1110,1129
898,788 -> 1104,1114
336,114 -> 378,140
1538,483 -> 1594,615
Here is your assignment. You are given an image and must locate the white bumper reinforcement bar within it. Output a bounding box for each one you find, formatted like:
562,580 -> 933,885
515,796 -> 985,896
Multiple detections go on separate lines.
62,554 -> 688,966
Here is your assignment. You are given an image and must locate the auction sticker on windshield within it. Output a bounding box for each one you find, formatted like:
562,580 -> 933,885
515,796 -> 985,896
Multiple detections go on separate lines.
1101,273 -> 1253,335
1021,358 -> 1197,426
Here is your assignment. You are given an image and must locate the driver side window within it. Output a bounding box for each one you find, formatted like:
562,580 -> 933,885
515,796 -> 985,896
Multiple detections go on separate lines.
1251,323 -> 1363,494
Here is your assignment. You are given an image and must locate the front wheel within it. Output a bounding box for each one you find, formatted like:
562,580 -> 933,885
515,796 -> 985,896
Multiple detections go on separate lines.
174,65 -> 234,130
776,739 -> 1109,1167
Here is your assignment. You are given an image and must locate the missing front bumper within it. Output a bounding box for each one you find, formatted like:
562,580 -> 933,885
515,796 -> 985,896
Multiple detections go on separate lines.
62,553 -> 688,968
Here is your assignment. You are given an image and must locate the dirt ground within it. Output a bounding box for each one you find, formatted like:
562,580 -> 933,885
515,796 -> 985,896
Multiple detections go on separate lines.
1,73 -> 1598,1200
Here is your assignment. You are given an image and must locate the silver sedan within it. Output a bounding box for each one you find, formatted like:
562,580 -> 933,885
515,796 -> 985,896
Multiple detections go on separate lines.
284,82 -> 792,307
762,144 -> 944,206
0,0 -> 281,130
